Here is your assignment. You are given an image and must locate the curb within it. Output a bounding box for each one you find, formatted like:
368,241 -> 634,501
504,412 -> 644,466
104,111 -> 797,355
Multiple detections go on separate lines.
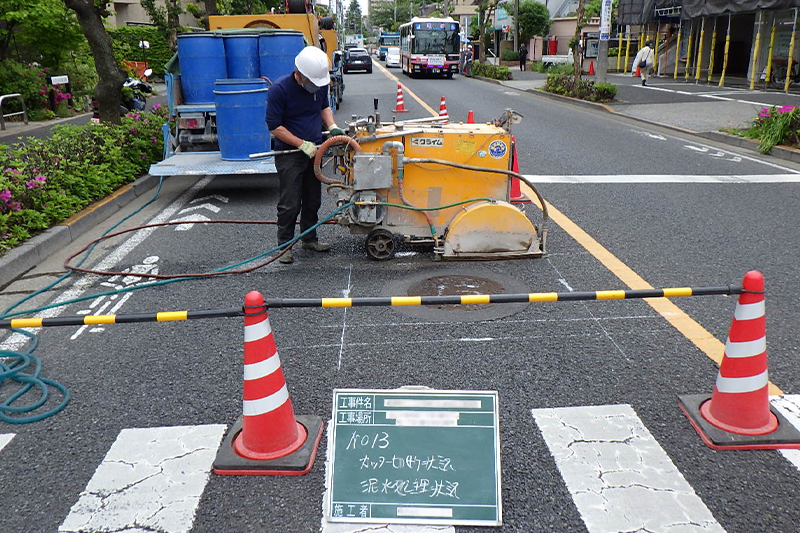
483,76 -> 800,164
0,173 -> 161,289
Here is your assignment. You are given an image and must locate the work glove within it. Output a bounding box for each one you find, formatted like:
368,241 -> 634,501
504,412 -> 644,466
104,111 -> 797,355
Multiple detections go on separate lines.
299,140 -> 317,159
329,125 -> 345,137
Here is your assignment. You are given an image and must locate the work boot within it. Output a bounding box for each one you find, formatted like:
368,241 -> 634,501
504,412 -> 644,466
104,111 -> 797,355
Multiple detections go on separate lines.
302,241 -> 331,252
642,79 -> 646,86
278,250 -> 294,264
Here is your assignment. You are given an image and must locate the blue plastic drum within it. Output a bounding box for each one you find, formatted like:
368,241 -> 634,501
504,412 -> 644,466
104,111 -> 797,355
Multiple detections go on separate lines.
213,79 -> 270,161
178,33 -> 227,104
223,34 -> 261,78
258,31 -> 306,83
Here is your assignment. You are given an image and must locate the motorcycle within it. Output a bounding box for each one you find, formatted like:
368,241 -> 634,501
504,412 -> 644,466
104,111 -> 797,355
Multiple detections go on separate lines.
91,68 -> 153,121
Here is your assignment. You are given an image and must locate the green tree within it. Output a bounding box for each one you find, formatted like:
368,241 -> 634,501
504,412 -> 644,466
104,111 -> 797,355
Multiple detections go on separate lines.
584,0 -> 617,22
344,0 -> 362,34
570,0 -> 587,78
0,0 -> 84,67
476,0 -> 501,62
141,0 -> 183,50
517,0 -> 550,44
63,0 -> 126,124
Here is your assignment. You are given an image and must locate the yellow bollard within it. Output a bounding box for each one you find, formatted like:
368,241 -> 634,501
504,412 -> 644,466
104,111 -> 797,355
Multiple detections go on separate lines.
764,18 -> 777,89
707,18 -> 718,83
685,22 -> 694,80
785,8 -> 798,92
750,11 -> 763,90
695,18 -> 706,81
617,32 -> 623,72
625,28 -> 632,73
719,15 -> 732,87
674,23 -> 683,79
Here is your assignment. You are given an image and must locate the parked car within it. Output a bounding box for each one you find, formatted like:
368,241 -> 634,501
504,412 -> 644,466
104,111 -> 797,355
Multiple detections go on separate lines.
343,48 -> 372,74
385,47 -> 400,68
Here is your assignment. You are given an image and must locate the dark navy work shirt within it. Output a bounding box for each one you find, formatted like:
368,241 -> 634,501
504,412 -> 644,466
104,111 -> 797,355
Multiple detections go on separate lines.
266,72 -> 330,151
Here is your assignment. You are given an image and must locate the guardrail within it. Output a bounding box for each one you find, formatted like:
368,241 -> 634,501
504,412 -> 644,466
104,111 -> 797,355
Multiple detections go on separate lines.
0,93 -> 28,131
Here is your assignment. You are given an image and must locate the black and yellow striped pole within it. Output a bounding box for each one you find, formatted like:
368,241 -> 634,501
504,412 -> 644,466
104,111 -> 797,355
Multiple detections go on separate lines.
0,285 -> 745,329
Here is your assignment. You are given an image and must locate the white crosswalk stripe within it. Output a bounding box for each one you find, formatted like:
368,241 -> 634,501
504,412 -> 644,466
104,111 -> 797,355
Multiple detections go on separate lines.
523,174 -> 800,183
532,404 -> 727,533
0,433 -> 14,452
58,424 -> 226,533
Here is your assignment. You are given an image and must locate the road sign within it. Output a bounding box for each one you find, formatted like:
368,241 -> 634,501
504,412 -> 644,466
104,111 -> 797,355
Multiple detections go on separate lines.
327,388 -> 502,526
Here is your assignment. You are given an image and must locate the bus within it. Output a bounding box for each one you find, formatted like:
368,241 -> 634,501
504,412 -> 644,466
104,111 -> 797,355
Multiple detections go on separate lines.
398,17 -> 460,78
378,31 -> 400,60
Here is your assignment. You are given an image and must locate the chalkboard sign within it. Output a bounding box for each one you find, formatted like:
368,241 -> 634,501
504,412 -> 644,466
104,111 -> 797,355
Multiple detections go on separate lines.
327,388 -> 502,526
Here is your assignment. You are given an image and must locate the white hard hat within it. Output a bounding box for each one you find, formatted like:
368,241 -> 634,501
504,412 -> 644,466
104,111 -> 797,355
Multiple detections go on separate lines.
295,46 -> 330,87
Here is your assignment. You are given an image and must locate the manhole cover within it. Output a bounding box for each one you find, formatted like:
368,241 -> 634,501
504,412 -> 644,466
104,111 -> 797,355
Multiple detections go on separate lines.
383,268 -> 529,323
407,275 -> 506,311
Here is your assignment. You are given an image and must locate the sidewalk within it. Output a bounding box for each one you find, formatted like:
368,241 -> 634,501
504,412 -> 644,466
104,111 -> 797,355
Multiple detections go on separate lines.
493,64 -> 800,162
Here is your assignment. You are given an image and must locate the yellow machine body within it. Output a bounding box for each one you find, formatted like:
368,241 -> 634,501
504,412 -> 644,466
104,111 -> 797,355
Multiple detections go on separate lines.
348,122 -> 544,260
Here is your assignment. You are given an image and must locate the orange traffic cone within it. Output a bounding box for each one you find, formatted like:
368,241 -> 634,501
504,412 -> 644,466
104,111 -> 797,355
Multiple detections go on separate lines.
588,60 -> 595,75
509,135 -> 529,203
634,65 -> 641,77
679,271 -> 800,450
214,291 -> 324,474
393,84 -> 408,113
467,110 -> 474,124
438,96 -> 449,122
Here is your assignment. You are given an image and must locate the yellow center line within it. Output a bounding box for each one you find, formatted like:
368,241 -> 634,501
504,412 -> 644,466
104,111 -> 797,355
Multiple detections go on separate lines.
375,61 -> 439,116
521,184 -> 782,396
375,61 -> 781,395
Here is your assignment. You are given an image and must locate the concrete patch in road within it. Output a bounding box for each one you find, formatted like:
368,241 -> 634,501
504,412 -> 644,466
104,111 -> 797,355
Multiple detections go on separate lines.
532,404 -> 726,533
0,433 -> 14,452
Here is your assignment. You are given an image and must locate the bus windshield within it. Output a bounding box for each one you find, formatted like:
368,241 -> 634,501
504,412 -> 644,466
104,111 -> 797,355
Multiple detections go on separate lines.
380,35 -> 400,47
412,25 -> 459,55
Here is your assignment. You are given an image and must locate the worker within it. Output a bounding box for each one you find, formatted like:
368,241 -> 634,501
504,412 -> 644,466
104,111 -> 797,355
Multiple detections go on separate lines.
266,46 -> 344,264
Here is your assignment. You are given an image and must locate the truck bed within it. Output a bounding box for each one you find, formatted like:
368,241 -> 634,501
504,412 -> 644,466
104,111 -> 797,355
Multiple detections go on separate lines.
148,152 -> 276,177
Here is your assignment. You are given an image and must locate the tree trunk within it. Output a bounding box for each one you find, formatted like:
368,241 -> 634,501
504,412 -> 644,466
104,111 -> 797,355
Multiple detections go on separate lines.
168,0 -> 181,50
63,0 -> 125,124
203,0 -> 218,30
571,0 -> 587,79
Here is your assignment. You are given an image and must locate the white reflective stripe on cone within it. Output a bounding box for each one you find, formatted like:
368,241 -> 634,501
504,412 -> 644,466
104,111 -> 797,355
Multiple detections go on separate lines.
715,369 -> 769,393
734,300 -> 765,321
244,319 -> 271,343
244,355 -> 281,381
724,337 -> 767,358
243,384 -> 290,416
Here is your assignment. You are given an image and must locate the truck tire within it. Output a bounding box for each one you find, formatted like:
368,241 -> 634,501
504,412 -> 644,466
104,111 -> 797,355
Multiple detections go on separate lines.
319,16 -> 335,30
287,0 -> 308,14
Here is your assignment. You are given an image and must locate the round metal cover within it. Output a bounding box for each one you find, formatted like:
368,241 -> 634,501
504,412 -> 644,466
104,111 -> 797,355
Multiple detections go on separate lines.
383,268 -> 529,322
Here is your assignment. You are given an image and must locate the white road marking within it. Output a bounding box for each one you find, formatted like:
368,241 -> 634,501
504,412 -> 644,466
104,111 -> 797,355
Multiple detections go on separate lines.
522,174 -> 800,183
321,422 -> 455,533
170,213 -> 212,231
0,176 -> 214,351
532,404 -> 726,533
58,424 -> 225,533
0,433 -> 14,452
638,84 -> 783,108
771,395 -> 800,470
190,194 -> 228,204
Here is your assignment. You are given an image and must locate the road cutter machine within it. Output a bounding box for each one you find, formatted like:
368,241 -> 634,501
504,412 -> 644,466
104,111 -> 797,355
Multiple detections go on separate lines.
313,109 -> 549,261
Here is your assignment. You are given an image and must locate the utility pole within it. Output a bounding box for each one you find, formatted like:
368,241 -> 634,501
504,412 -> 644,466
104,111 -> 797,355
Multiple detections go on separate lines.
596,0 -> 613,82
514,0 -> 519,51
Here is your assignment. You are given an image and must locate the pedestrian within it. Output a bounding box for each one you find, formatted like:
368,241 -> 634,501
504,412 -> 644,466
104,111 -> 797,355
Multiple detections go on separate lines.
464,45 -> 473,77
519,43 -> 528,71
632,40 -> 655,86
266,46 -> 344,264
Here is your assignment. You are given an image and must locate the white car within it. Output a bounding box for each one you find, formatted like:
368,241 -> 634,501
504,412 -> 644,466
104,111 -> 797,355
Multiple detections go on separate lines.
385,47 -> 400,68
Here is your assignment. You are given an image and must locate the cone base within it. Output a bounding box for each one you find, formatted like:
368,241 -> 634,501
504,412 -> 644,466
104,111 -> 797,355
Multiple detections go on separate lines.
393,108 -> 409,113
678,394 -> 800,450
700,398 -> 778,435
233,420 -> 306,460
213,415 -> 324,475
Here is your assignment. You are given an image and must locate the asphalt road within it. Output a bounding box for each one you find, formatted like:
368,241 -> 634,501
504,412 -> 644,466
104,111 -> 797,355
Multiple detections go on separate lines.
2,63 -> 800,533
